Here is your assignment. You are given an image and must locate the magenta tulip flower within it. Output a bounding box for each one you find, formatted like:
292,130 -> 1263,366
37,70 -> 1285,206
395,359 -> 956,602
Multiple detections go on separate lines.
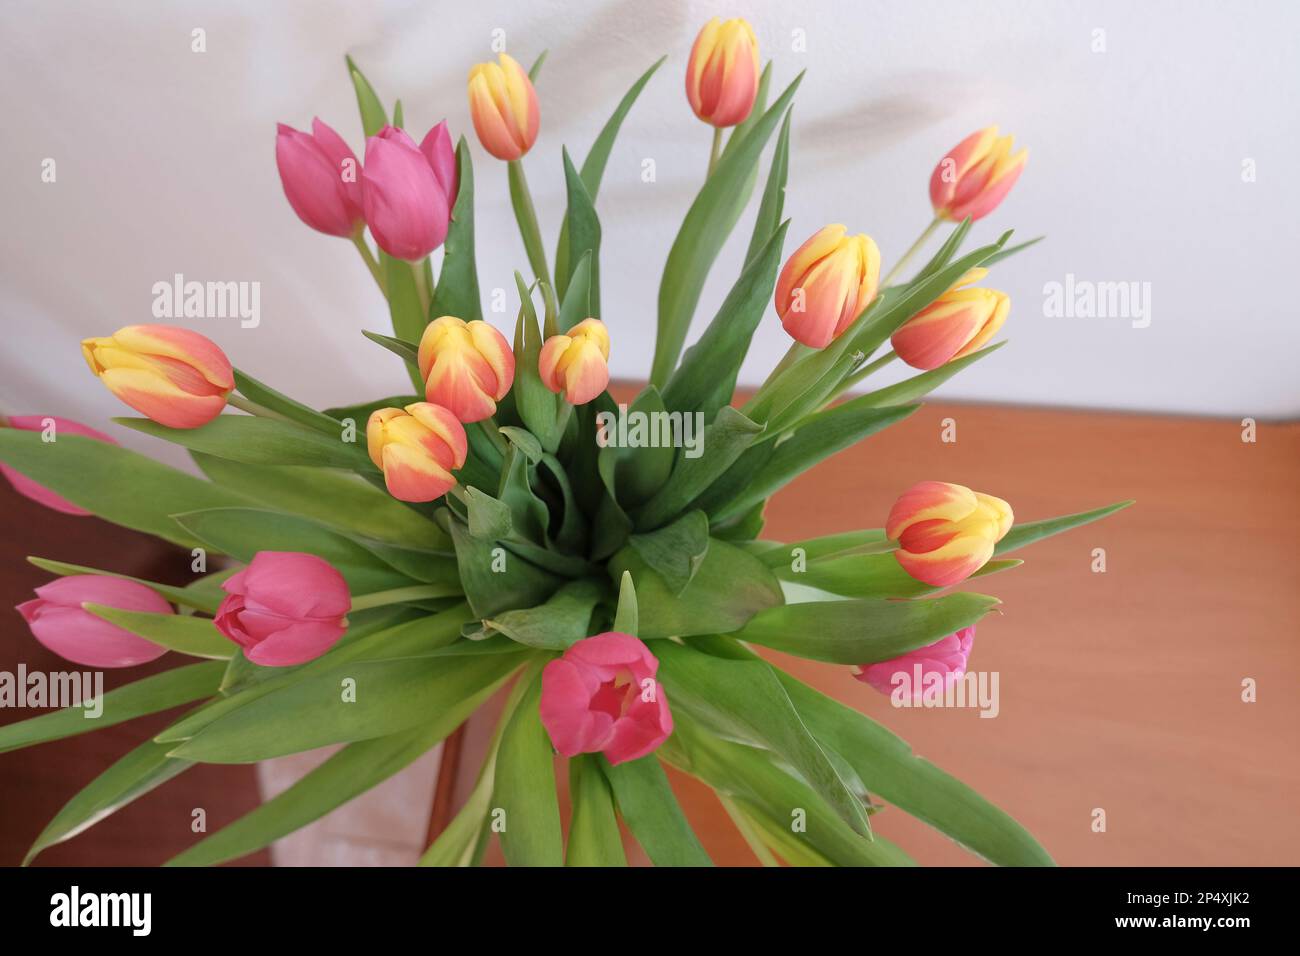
275,118 -> 364,237
539,632 -> 673,765
361,125 -> 453,261
17,575 -> 171,668
1,415 -> 116,515
214,551 -> 350,666
854,626 -> 976,697
419,120 -> 458,209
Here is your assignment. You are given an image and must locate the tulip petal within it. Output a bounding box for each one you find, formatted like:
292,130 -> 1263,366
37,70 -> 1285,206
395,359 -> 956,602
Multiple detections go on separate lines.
886,480 -> 978,539
381,443 -> 456,502
98,367 -> 228,429
112,325 -> 234,392
243,618 -> 347,667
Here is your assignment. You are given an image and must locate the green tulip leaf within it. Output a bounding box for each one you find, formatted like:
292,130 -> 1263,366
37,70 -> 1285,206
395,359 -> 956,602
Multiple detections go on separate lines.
0,662 -> 224,755
555,56 -> 665,287
84,605 -> 234,660
0,431 -> 253,549
731,592 -> 1000,664
609,535 -> 782,639
493,670 -> 564,866
656,641 -> 872,838
626,510 -> 709,596
650,70 -> 803,386
566,754 -> 627,866
116,415 -> 374,472
996,500 -> 1135,556
483,579 -> 604,649
191,452 -> 449,551
429,137 -> 484,322
599,754 -> 712,866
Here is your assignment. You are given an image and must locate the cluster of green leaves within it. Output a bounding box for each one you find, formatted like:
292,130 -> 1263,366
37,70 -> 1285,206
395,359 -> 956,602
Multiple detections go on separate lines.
0,51 -> 1133,868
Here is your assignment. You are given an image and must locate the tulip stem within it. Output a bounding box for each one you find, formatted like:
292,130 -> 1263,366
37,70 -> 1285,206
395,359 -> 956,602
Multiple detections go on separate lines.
350,584 -> 451,612
718,793 -> 780,867
707,127 -> 724,178
410,260 -> 432,318
227,393 -> 293,422
507,159 -> 550,286
351,231 -> 387,295
836,349 -> 897,397
882,215 -> 942,288
480,418 -> 510,458
545,402 -> 574,454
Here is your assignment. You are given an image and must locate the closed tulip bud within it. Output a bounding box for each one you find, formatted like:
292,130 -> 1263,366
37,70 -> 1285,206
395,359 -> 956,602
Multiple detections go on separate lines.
538,318 -> 610,405
685,17 -> 761,128
887,481 -> 1013,587
854,626 -> 976,698
930,126 -> 1028,222
17,575 -> 171,668
417,316 -> 515,423
775,225 -> 881,348
361,126 -> 452,261
214,552 -> 350,666
419,120 -> 459,207
81,325 -> 233,429
1,416 -> 116,515
366,402 -> 467,502
891,268 -> 1010,370
540,632 -> 673,766
275,118 -> 364,237
467,53 -> 539,161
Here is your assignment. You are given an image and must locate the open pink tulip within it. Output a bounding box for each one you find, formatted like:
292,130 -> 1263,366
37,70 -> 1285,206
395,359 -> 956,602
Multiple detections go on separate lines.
276,118 -> 364,237
361,125 -> 452,261
214,552 -> 350,666
540,632 -> 672,765
854,626 -> 976,697
16,575 -> 171,668
1,416 -> 117,515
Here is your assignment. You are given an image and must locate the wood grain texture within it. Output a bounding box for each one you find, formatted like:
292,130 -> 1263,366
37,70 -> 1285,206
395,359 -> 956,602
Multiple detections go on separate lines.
674,400 -> 1300,865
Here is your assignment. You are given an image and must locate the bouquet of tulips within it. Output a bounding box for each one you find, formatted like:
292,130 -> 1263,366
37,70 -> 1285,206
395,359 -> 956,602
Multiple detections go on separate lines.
0,17 -> 1128,867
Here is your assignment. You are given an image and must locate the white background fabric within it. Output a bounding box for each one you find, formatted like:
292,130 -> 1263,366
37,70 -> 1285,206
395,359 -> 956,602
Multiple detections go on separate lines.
3,0 -> 1296,474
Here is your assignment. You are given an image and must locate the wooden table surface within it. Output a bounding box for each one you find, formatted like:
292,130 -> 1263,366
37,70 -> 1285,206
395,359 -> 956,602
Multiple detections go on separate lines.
3,399 -> 1296,866
663,400 -> 1300,866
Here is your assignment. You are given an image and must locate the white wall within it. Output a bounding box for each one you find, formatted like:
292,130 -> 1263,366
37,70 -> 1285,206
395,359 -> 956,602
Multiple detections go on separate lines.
3,0 -> 1297,470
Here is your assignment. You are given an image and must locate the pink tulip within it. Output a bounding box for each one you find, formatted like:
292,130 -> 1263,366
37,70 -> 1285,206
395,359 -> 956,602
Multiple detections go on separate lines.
275,118 -> 364,237
0,415 -> 117,515
361,125 -> 452,261
854,626 -> 976,697
214,552 -> 350,666
540,632 -> 673,765
419,121 -> 459,209
16,575 -> 171,668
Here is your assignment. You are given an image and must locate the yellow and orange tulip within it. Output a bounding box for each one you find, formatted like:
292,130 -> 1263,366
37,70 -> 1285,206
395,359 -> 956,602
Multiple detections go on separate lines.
81,325 -> 233,429
467,53 -> 540,161
417,316 -> 515,423
366,402 -> 467,502
686,18 -> 761,129
929,126 -> 1028,222
891,268 -> 1010,370
887,481 -> 1013,587
775,225 -> 881,349
538,318 -> 610,405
